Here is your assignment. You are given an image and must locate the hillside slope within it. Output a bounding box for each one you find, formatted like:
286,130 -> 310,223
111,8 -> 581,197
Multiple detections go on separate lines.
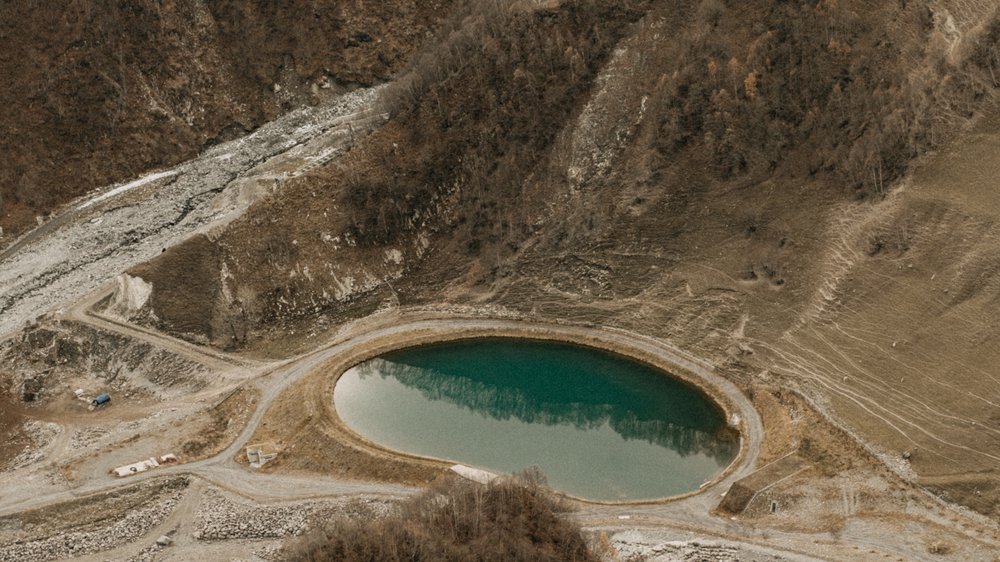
125,0 -> 1000,517
0,0 -> 451,239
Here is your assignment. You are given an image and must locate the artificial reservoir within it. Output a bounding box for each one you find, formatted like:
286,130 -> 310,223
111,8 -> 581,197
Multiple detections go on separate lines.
333,338 -> 738,501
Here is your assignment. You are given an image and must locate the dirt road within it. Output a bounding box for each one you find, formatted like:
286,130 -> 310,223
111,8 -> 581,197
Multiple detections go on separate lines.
5,310 -> 996,560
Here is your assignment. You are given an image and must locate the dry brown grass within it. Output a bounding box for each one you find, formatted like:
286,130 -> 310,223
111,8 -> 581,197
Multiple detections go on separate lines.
177,385 -> 260,461
0,389 -> 30,470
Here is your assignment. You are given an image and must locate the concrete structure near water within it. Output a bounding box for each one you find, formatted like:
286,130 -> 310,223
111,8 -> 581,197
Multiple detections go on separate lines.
246,444 -> 278,468
450,464 -> 500,485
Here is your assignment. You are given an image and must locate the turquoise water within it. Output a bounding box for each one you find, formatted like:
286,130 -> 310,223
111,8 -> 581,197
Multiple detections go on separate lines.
333,339 -> 738,501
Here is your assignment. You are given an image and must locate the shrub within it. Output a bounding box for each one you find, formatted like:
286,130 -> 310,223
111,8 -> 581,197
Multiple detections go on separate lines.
696,0 -> 725,27
281,470 -> 596,562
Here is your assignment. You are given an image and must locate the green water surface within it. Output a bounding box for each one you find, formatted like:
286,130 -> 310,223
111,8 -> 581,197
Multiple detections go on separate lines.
333,338 -> 738,501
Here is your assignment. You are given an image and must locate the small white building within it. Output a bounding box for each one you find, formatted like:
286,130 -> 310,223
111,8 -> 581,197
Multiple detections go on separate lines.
112,454 -> 177,477
113,457 -> 160,477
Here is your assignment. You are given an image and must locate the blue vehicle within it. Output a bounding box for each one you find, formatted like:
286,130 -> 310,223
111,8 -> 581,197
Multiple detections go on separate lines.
92,393 -> 111,407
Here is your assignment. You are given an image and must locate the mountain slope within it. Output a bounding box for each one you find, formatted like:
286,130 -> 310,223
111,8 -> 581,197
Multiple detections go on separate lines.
124,0 -> 1000,518
0,0 -> 452,239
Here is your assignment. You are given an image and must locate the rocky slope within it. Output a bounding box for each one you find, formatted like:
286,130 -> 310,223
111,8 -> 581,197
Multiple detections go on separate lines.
0,0 -> 452,239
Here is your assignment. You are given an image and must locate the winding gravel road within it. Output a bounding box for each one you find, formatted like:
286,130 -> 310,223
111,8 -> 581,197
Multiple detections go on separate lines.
3,307 -> 974,561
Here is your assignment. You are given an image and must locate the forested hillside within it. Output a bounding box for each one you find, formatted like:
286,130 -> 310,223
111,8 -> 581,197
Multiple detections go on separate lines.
0,0 -> 451,238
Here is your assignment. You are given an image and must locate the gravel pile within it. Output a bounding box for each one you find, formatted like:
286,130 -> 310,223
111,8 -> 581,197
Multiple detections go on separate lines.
0,489 -> 183,562
194,490 -> 394,542
68,426 -> 111,450
6,421 -> 60,471
194,502 -> 311,541
124,543 -> 160,562
609,531 -> 790,562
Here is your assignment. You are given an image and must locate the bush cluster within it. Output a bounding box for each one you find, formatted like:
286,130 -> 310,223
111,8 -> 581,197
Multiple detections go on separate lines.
282,471 -> 596,562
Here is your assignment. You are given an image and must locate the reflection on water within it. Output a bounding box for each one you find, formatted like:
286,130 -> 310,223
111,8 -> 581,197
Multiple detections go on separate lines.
336,339 -> 739,500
